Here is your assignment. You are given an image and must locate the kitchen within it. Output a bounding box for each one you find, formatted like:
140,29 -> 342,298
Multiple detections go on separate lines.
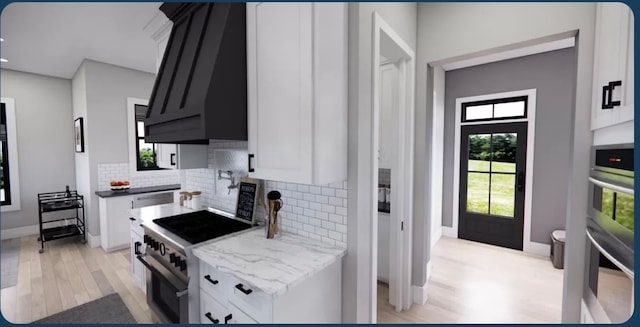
0,1 -> 634,325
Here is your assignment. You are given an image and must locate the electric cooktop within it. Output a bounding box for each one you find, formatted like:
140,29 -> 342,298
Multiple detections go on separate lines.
153,210 -> 253,244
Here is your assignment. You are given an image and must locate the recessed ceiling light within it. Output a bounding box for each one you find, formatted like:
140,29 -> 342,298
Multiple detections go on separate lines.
0,58 -> 7,63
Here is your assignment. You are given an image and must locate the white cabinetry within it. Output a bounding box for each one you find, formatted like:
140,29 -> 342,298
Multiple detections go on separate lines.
246,2 -> 347,185
198,259 -> 341,323
98,196 -> 134,252
591,2 -> 634,131
157,143 -> 208,170
129,216 -> 146,292
377,212 -> 390,282
379,63 -> 398,169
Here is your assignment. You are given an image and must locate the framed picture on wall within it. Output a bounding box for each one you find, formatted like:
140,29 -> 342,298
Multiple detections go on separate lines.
74,117 -> 84,153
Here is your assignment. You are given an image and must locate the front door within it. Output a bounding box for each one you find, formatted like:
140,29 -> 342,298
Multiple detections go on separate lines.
459,122 -> 527,250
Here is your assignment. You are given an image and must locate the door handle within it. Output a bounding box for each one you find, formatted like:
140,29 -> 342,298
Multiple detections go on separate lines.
170,153 -> 176,166
235,283 -> 253,295
204,274 -> 219,285
204,312 -> 219,324
224,314 -> 232,324
248,154 -> 255,173
517,171 -> 525,192
602,80 -> 622,109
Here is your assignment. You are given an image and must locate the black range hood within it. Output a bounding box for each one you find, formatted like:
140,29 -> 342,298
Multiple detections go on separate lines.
144,2 -> 247,144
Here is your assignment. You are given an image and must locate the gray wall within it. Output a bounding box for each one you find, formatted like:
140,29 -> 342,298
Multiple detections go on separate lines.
0,69 -> 76,230
73,60 -> 156,236
416,4 -> 595,321
346,2 -> 416,322
442,48 -> 576,244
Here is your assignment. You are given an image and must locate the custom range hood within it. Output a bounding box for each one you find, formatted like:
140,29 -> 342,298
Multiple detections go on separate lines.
145,2 -> 246,144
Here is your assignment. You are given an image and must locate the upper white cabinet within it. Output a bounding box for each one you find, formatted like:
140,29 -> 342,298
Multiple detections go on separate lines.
246,3 -> 347,185
591,2 -> 634,130
379,63 -> 398,169
157,143 -> 208,170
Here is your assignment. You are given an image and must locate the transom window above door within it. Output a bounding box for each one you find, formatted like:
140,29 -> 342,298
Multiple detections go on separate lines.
462,96 -> 527,122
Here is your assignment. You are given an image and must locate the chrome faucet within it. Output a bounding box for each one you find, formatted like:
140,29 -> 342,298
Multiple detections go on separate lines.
218,170 -> 239,194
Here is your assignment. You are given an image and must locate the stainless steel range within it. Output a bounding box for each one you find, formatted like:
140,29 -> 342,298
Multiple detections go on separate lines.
137,207 -> 254,323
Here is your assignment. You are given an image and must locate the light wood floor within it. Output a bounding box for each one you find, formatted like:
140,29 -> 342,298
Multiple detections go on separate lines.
1,236 -> 159,323
378,236 -> 565,323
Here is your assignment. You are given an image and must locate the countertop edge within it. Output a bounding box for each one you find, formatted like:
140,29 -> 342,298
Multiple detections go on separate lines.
95,184 -> 181,198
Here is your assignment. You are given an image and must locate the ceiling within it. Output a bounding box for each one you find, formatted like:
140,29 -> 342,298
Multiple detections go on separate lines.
0,2 -> 162,79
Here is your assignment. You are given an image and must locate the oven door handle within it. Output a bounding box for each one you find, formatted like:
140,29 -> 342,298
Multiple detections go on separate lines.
137,255 -> 188,298
588,177 -> 634,195
586,228 -> 634,279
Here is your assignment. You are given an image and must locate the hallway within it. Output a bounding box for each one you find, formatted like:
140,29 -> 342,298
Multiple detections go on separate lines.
378,236 -> 563,323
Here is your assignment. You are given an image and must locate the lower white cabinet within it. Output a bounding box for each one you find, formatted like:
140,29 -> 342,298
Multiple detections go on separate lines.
129,218 -> 146,293
377,212 -> 390,282
157,143 -> 208,170
99,196 -> 134,252
198,259 -> 342,323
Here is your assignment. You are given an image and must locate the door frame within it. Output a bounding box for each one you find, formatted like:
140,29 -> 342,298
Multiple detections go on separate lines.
450,89 -> 539,253
371,12 -> 415,317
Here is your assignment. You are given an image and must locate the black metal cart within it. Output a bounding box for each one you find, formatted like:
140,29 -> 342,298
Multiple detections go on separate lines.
37,190 -> 86,253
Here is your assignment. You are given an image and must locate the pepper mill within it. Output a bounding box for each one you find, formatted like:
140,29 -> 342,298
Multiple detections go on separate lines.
267,191 -> 283,239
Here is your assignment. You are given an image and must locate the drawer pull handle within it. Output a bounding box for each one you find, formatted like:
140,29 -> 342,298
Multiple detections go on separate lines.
129,217 -> 136,221
224,314 -> 232,324
204,312 -> 219,324
235,283 -> 253,295
204,275 -> 219,285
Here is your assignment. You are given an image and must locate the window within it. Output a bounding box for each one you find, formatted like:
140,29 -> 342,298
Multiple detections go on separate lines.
462,96 -> 527,122
133,104 -> 161,171
1,103 -> 11,205
1,97 -> 20,212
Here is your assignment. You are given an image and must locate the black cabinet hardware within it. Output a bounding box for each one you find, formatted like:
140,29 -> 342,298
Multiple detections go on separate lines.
517,171 -> 525,192
204,274 -> 219,285
129,217 -> 136,221
224,314 -> 232,324
602,80 -> 622,109
204,312 -> 219,324
134,241 -> 142,255
248,154 -> 255,172
170,153 -> 176,166
235,283 -> 253,295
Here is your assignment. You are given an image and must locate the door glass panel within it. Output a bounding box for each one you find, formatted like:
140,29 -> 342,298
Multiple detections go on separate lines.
490,133 -> 517,173
615,192 -> 634,231
465,104 -> 493,120
494,101 -> 525,118
601,188 -> 615,218
467,172 -> 489,214
468,134 -> 491,172
489,173 -> 515,217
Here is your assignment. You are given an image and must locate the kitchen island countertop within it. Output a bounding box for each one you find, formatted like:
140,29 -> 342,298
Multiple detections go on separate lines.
192,229 -> 346,297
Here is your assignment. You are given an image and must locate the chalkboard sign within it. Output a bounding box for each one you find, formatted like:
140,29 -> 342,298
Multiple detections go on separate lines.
235,182 -> 257,224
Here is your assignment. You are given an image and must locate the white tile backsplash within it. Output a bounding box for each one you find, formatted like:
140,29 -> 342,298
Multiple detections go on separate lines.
178,141 -> 348,247
97,163 -> 180,191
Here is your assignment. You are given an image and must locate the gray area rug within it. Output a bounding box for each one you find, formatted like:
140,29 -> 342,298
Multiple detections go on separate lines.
33,293 -> 137,324
1,238 -> 20,289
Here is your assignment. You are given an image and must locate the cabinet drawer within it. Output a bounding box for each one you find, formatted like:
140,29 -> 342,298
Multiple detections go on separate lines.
200,261 -> 233,299
226,278 -> 272,323
200,290 -> 229,324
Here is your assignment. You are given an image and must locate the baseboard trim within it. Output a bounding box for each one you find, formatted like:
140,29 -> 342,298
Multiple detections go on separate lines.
412,283 -> 428,305
87,232 -> 101,248
1,224 -> 39,240
441,226 -> 456,238
524,241 -> 551,257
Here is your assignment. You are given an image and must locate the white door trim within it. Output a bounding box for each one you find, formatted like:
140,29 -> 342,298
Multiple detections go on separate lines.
451,89 -> 538,253
371,12 -> 415,318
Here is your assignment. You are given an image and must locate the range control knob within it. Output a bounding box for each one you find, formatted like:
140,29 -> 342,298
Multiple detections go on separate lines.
143,235 -> 149,243
153,241 -> 159,251
170,253 -> 176,263
180,260 -> 187,271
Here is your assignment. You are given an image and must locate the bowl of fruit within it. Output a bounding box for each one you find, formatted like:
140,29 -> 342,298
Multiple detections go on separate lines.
110,180 -> 131,191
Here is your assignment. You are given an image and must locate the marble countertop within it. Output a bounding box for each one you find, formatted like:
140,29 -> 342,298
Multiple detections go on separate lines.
95,184 -> 181,198
192,229 -> 346,297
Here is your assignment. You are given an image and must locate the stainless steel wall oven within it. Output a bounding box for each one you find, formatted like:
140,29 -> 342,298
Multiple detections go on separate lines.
585,145 -> 634,323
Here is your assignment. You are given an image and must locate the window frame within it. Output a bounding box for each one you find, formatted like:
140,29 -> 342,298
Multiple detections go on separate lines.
127,98 -> 164,176
1,97 -> 21,212
133,107 -> 161,171
461,95 -> 528,123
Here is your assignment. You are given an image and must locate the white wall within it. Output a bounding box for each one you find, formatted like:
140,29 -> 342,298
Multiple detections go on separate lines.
415,3 -> 596,322
73,59 -> 156,236
0,69 -> 76,230
346,2 -> 417,323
